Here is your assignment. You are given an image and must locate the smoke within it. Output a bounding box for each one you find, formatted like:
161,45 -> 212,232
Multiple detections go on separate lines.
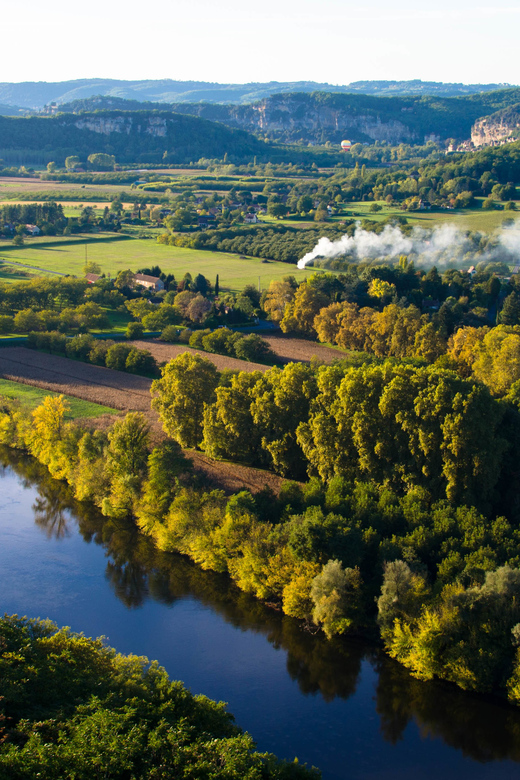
297,223 -> 520,270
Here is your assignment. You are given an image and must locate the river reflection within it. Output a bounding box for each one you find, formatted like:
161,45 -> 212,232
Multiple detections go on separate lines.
2,446 -> 520,776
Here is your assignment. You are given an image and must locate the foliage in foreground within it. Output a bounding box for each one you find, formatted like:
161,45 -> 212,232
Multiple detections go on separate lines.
0,614 -> 319,780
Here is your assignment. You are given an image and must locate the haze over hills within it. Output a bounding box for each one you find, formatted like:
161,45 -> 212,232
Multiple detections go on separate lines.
0,78 -> 515,109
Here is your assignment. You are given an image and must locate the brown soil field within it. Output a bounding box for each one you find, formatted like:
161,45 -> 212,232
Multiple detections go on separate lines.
128,339 -> 271,373
256,334 -> 349,364
0,347 -> 152,411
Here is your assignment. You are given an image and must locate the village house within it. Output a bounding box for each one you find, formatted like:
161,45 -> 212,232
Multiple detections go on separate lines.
25,224 -> 40,235
85,273 -> 102,284
244,213 -> 259,224
134,273 -> 164,292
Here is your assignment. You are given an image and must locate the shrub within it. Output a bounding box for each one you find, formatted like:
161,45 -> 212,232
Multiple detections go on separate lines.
49,331 -> 67,353
126,321 -> 144,340
66,333 -> 95,360
159,325 -> 180,342
202,328 -> 239,356
234,333 -> 275,363
189,329 -> 211,349
105,342 -> 133,371
177,328 -> 192,344
89,340 -> 114,366
125,348 -> 157,375
0,315 -> 14,334
26,331 -> 51,350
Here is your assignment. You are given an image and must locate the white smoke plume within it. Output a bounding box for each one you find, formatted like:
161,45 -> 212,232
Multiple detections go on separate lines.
297,223 -> 520,270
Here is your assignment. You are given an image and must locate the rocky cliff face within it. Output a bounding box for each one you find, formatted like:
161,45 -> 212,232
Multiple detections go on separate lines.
72,115 -> 168,137
245,97 -> 416,143
471,103 -> 520,147
174,94 -> 422,144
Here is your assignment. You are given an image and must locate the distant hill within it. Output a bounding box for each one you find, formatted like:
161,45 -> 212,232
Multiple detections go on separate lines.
0,78 -> 514,109
49,89 -> 520,146
0,110 -> 264,165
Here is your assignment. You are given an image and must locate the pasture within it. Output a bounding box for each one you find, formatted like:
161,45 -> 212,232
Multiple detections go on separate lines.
0,235 -> 311,291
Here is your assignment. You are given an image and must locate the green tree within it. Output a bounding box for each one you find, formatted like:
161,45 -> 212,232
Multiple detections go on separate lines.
151,353 -> 219,448
310,559 -> 363,638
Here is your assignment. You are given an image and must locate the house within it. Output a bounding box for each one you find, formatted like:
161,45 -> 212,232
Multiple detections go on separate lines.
134,273 -> 164,292
244,213 -> 259,224
85,273 -> 101,284
25,224 -> 40,235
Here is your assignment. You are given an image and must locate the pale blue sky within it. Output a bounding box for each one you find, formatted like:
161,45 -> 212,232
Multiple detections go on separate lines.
2,0 -> 519,86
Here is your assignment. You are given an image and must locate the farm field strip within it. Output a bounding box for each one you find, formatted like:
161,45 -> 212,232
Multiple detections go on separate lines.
0,348 -> 152,411
0,377 -> 117,418
258,334 -> 349,364
127,339 -> 270,373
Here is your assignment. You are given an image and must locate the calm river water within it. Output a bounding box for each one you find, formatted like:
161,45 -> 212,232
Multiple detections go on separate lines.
1,449 -> 520,779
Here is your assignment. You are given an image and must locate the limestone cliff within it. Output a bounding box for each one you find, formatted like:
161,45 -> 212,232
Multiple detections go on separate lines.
471,103 -> 520,147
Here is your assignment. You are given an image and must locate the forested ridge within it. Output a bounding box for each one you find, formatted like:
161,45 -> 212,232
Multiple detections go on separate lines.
0,110 -> 264,164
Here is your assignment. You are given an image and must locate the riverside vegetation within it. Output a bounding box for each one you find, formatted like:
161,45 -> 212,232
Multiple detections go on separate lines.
0,613 -> 318,778
3,342 -> 520,705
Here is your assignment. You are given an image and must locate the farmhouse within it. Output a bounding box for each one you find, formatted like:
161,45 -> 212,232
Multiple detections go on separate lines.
85,273 -> 101,284
134,273 -> 164,292
25,224 -> 40,235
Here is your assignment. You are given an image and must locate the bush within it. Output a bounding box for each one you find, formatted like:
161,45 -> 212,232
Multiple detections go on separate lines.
105,342 -> 133,371
0,315 -> 14,334
125,348 -> 157,375
89,339 -> 114,365
65,333 -> 95,360
26,331 -> 51,350
177,328 -> 192,344
159,325 -> 180,342
189,329 -> 211,349
202,328 -> 240,356
126,321 -> 144,340
49,331 -> 67,353
234,333 -> 275,363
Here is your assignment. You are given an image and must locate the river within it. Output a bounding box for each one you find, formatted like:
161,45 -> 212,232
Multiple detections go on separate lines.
1,448 -> 520,779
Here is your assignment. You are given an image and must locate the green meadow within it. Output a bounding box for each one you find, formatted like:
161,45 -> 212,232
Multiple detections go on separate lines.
0,235 -> 311,291
0,377 -> 117,418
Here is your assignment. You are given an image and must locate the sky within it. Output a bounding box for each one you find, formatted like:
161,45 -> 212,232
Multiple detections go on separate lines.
2,0 -> 519,86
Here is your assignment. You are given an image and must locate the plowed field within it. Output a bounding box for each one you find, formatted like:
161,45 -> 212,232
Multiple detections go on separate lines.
127,340 -> 270,373
0,348 -> 152,412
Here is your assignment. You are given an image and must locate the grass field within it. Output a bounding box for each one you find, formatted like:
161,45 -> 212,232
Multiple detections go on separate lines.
325,200 -> 520,231
0,235 -> 310,291
0,377 -> 117,418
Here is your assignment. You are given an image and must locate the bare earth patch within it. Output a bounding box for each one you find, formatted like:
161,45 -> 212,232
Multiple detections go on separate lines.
0,348 -> 153,412
128,339 -> 271,373
256,334 -> 349,364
